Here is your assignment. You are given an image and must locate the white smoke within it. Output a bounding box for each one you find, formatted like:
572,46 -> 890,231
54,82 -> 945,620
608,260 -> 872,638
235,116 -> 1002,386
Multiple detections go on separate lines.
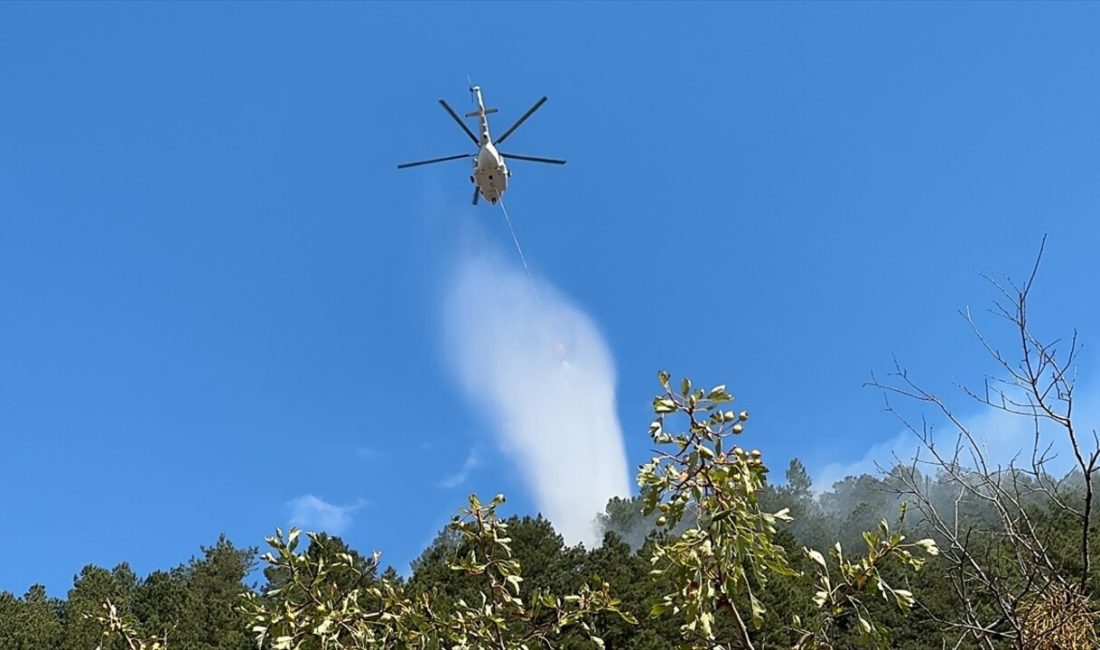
442,244 -> 631,548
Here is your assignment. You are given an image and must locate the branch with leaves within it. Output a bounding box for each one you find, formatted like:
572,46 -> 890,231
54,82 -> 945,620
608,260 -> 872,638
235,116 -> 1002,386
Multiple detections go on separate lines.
793,510 -> 938,648
640,372 -> 937,649
89,599 -> 167,650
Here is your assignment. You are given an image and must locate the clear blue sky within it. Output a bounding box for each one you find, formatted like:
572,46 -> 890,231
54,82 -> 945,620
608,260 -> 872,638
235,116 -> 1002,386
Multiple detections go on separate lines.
3,2 -> 1100,596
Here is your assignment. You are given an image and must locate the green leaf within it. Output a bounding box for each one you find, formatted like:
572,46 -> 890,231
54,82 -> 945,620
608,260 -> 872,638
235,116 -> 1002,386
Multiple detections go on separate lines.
654,398 -> 677,414
857,615 -> 872,634
749,593 -> 766,628
699,611 -> 714,637
893,588 -> 915,613
914,538 -> 939,556
807,548 -> 827,570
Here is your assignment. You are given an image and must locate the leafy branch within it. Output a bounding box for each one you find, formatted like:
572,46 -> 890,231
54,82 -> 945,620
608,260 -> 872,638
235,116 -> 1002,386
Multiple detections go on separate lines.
640,371 -> 937,649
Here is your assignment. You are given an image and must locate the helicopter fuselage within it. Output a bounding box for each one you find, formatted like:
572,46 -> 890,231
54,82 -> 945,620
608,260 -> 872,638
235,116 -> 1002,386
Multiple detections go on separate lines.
472,142 -> 509,205
469,87 -> 509,205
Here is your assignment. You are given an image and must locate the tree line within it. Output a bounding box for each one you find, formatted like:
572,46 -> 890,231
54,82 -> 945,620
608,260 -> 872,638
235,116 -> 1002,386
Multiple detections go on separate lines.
3,454 -> 1095,649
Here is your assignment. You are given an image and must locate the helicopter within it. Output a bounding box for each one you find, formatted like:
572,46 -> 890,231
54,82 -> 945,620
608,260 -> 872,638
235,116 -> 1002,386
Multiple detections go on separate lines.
397,86 -> 566,205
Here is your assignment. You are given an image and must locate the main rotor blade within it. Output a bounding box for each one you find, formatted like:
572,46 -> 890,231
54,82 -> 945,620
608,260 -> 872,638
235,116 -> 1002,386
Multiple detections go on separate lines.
472,186 -> 480,205
493,96 -> 548,145
439,99 -> 479,145
501,153 -> 566,165
397,153 -> 473,169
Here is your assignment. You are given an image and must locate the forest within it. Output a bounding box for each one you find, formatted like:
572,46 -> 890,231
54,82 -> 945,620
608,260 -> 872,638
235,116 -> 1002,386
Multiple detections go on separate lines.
2,462 -> 1093,649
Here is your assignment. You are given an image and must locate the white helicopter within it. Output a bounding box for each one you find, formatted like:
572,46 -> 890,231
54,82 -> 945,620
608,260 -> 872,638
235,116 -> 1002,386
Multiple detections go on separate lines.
397,86 -> 566,205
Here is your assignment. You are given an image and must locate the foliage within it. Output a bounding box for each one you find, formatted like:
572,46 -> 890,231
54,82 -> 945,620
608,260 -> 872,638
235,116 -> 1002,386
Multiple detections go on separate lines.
241,493 -> 635,649
0,585 -> 63,650
792,510 -> 936,648
63,564 -> 140,650
89,599 -> 166,650
638,372 -> 937,649
25,460 -> 1100,649
638,374 -> 796,646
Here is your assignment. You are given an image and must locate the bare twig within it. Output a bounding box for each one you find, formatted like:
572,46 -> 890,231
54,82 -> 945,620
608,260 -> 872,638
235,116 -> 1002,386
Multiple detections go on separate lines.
867,237 -> 1096,644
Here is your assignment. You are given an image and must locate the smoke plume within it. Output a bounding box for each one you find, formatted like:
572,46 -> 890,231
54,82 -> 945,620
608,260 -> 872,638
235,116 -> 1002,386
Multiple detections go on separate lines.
442,243 -> 631,548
